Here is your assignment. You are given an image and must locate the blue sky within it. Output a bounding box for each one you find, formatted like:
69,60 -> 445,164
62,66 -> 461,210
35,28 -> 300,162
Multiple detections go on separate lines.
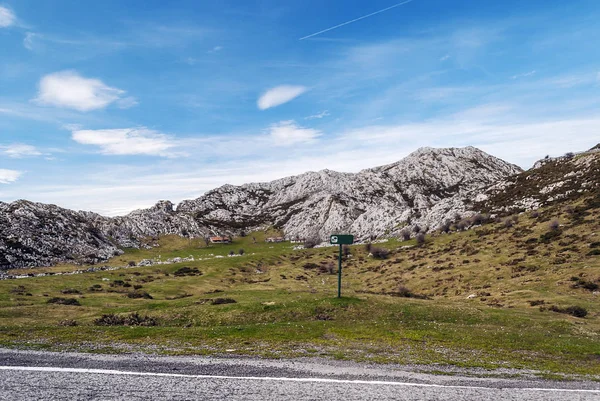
1,0 -> 599,215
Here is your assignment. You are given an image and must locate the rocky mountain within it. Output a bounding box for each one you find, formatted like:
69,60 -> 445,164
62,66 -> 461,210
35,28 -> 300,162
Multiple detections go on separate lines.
4,145 -> 596,270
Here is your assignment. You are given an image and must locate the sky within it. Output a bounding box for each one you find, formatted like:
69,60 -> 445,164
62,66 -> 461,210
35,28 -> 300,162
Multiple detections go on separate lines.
1,0 -> 599,215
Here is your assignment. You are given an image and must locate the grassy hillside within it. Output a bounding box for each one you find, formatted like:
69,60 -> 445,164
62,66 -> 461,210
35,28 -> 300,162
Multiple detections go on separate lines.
1,195 -> 599,377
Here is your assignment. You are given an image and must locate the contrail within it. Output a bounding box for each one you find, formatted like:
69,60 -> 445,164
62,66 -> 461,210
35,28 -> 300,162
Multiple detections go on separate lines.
299,0 -> 414,40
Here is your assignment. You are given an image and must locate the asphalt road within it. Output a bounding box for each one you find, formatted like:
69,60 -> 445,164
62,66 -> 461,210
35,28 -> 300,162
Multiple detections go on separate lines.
0,348 -> 599,400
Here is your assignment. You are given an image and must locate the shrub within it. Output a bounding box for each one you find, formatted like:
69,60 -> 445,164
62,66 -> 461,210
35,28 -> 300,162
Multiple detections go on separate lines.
371,247 -> 390,259
549,220 -> 560,231
126,291 -> 153,299
211,298 -> 237,305
304,237 -> 319,249
173,267 -> 202,277
471,213 -> 486,225
239,249 -> 245,255
229,250 -> 235,256
530,210 -> 539,218
528,300 -> 545,306
413,225 -> 421,234
58,319 -> 78,326
364,242 -> 373,253
88,284 -> 102,291
128,261 -> 136,267
47,297 -> 81,306
393,285 -> 428,299
549,305 -> 587,318
503,218 -> 513,228
94,313 -> 157,326
416,233 -> 426,246
564,152 -> 575,159
456,220 -> 468,231
588,249 -> 600,256
540,229 -> 562,243
440,221 -> 451,233
342,245 -> 351,258
60,288 -> 81,295
400,229 -> 411,241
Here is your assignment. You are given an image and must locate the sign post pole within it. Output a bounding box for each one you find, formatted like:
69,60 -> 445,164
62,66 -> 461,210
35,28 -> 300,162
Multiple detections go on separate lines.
338,244 -> 342,298
329,234 -> 354,299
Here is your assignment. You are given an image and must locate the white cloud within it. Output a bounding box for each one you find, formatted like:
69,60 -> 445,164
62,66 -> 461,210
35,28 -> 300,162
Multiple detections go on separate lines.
1,144 -> 42,158
0,6 -> 15,28
34,70 -> 135,112
71,127 -> 177,156
266,120 -> 321,146
305,110 -> 330,120
23,32 -> 36,49
116,96 -> 139,109
511,70 -> 536,80
0,169 -> 22,184
257,85 -> 307,110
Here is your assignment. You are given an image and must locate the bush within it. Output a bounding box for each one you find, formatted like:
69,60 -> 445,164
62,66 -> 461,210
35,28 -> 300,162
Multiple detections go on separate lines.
211,298 -> 237,305
229,250 -> 235,256
364,242 -> 372,253
528,300 -> 545,306
471,213 -> 486,225
371,247 -> 390,259
392,285 -> 428,299
400,229 -> 411,241
413,225 -> 421,234
239,249 -> 245,255
47,297 -> 81,306
304,237 -> 319,249
549,305 -> 587,318
128,261 -> 136,267
94,313 -> 157,326
173,267 -> 202,277
588,249 -> 600,256
60,288 -> 81,295
530,210 -> 539,218
416,233 -> 426,246
440,221 -> 451,233
549,220 -> 560,231
126,291 -> 153,299
540,229 -> 562,243
503,218 -> 513,228
342,245 -> 351,258
58,319 -> 78,326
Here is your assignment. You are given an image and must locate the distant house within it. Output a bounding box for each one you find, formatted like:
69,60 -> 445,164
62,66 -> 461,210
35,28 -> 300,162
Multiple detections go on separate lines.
266,237 -> 285,243
210,236 -> 231,244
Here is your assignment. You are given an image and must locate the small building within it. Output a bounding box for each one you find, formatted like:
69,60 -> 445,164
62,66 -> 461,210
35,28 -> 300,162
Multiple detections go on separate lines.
210,236 -> 231,244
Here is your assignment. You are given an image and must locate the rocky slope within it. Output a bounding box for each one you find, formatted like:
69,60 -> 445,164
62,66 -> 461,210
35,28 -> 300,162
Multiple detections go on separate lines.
9,145 -> 594,270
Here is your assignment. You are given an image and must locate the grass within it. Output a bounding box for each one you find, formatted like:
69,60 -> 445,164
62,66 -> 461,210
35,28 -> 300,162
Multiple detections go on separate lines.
0,201 -> 599,377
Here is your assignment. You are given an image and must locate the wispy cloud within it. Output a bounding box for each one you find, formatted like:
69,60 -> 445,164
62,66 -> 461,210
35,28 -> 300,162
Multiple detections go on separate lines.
0,169 -> 22,184
257,85 -> 307,110
305,110 -> 331,120
1,144 -> 42,158
511,70 -> 536,80
71,127 -> 178,156
0,5 -> 15,28
34,70 -> 136,112
266,120 -> 321,146
299,0 -> 414,40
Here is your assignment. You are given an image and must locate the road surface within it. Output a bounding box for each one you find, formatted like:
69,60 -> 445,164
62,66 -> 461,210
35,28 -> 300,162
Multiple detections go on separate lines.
0,348 -> 598,400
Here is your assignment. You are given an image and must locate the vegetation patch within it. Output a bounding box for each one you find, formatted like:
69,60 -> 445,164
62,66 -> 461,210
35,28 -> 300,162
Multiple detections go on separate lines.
47,297 -> 81,306
94,313 -> 157,326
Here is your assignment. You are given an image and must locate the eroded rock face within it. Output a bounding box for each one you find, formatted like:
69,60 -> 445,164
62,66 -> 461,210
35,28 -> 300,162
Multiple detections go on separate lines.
1,146 -> 524,269
0,200 -> 121,269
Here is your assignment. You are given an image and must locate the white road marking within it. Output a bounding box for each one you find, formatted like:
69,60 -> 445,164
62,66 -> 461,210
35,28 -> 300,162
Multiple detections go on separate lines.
1,366 -> 599,394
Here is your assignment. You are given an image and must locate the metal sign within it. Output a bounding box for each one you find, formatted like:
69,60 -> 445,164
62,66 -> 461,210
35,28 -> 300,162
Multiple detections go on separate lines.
330,234 -> 354,298
330,234 -> 354,245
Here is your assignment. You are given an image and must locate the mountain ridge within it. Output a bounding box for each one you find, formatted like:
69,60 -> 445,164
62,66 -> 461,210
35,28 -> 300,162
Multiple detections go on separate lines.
3,145 -> 598,270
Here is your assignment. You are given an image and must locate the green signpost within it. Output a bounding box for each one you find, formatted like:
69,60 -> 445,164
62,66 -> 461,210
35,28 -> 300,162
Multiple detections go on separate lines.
330,234 -> 354,298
